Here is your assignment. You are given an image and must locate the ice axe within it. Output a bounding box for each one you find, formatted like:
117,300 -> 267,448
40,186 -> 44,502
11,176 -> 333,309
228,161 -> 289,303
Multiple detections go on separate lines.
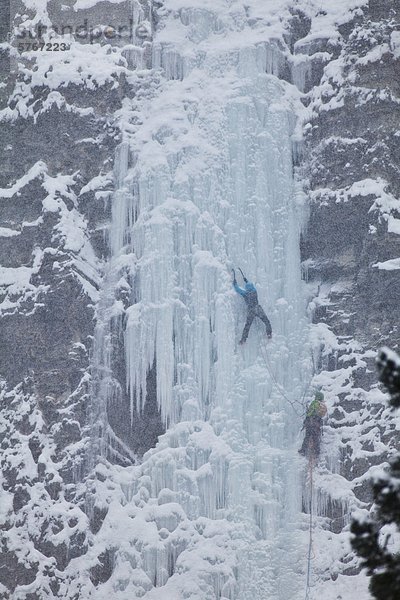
238,267 -> 248,283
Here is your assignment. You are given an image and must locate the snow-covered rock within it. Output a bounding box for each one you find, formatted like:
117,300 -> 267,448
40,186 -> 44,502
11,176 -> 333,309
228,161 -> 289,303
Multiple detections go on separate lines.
1,1 -> 399,599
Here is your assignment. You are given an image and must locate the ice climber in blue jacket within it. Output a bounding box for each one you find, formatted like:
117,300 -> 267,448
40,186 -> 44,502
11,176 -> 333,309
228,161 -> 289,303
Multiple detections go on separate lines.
232,268 -> 272,345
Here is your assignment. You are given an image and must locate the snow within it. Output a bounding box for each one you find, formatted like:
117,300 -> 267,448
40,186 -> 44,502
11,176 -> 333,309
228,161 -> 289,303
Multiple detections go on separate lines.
294,0 -> 367,47
0,161 -> 47,197
3,0 -> 389,598
0,266 -> 33,287
0,227 -> 20,237
315,572 -> 370,600
18,0 -> 51,28
387,215 -> 400,235
83,0 -> 389,597
374,258 -> 400,271
73,0 -> 127,9
356,43 -> 391,65
0,39 -> 127,122
80,173 -> 113,196
390,31 -> 400,58
310,178 -> 400,226
0,160 -> 100,311
0,249 -> 47,314
87,2 -> 327,599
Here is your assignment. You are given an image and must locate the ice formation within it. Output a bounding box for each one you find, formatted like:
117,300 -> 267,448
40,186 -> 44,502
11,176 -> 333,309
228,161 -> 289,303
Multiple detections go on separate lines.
91,2 -> 317,599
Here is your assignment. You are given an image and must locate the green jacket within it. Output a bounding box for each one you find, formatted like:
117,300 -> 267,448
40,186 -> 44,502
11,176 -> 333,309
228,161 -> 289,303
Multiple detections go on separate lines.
307,399 -> 321,417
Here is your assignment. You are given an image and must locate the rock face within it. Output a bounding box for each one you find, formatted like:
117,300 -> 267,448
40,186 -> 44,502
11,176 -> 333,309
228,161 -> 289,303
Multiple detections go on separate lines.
299,0 -> 400,588
0,0 -> 399,598
302,0 -> 400,470
0,1 -> 159,596
303,6 -> 400,347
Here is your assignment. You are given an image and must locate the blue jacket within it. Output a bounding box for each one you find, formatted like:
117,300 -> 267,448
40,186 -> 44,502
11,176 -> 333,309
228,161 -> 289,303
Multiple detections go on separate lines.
233,281 -> 258,308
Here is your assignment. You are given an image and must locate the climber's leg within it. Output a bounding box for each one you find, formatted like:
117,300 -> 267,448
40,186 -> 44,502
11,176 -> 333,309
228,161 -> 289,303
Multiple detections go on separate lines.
255,305 -> 272,337
240,310 -> 255,344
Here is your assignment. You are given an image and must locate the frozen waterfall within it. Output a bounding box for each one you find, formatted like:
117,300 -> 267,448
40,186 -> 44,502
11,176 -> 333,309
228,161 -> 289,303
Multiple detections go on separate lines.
91,3 -> 314,599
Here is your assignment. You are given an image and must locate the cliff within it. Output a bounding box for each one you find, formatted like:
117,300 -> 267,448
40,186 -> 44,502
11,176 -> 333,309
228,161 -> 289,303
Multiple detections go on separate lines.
0,1 -> 399,598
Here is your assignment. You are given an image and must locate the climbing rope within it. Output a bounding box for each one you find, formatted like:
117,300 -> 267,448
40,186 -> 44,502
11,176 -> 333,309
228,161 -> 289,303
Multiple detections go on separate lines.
305,454 -> 315,600
259,339 -> 309,417
257,337 -> 317,599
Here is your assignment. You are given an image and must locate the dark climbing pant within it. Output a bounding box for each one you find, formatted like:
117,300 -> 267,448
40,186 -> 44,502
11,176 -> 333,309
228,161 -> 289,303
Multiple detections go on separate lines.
240,304 -> 272,343
299,416 -> 322,457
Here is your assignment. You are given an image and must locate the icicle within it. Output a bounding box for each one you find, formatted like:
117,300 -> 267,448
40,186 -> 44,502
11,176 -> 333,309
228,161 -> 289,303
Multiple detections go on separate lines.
96,3 -> 317,598
110,142 -> 130,256
291,57 -> 312,93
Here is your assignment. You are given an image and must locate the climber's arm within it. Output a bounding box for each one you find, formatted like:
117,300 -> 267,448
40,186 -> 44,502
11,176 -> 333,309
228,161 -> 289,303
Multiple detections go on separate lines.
233,281 -> 246,296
